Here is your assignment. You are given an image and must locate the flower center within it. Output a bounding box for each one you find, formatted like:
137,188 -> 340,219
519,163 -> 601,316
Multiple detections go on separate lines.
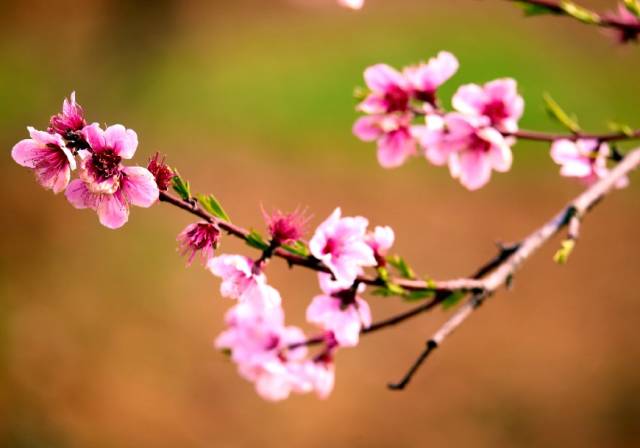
469,133 -> 492,153
91,149 -> 121,180
483,101 -> 508,124
322,238 -> 338,255
384,85 -> 410,113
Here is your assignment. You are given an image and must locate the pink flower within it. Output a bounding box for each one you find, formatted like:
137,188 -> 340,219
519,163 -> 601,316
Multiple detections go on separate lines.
306,273 -> 371,347
12,127 -> 76,193
48,92 -> 88,151
353,113 -> 417,168
309,208 -> 376,285
338,0 -> 364,9
64,123 -> 159,229
207,254 -> 263,297
366,225 -> 395,265
404,51 -> 459,105
216,301 -> 332,401
177,222 -> 220,265
452,78 -> 524,133
442,113 -> 513,190
550,139 -> 628,188
358,64 -> 411,115
147,152 -> 174,191
263,207 -> 309,244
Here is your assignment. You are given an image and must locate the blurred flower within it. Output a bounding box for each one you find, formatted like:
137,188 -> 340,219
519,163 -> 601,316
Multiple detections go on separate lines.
404,51 -> 459,105
353,113 -> 417,168
12,127 -> 76,193
216,300 -> 334,401
65,123 -> 159,229
147,152 -> 174,191
452,78 -> 524,133
443,113 -> 513,190
306,273 -> 371,347
177,221 -> 220,265
365,225 -> 395,266
358,64 -> 411,115
208,254 -> 264,298
338,0 -> 364,9
263,207 -> 309,244
309,208 -> 376,285
604,4 -> 640,43
550,139 -> 628,188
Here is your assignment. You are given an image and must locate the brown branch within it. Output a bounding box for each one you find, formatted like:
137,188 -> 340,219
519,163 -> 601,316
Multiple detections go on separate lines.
388,148 -> 640,390
158,190 -> 483,294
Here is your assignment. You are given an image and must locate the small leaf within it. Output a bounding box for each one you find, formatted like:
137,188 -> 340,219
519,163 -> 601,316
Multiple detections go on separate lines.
386,283 -> 407,296
560,1 -> 601,24
441,291 -> 466,310
377,266 -> 390,283
353,86 -> 368,101
171,171 -> 192,201
246,230 -> 270,251
608,121 -> 635,138
198,193 -> 231,222
281,240 -> 310,257
553,239 -> 576,264
543,93 -> 581,133
624,0 -> 640,17
403,289 -> 435,302
515,1 -> 561,16
387,255 -> 415,279
372,287 -> 395,297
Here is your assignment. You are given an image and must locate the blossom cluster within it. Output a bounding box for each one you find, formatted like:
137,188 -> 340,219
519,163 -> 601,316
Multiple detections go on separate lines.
203,208 -> 394,401
352,51 -> 628,190
353,51 -> 522,190
11,93 -> 161,229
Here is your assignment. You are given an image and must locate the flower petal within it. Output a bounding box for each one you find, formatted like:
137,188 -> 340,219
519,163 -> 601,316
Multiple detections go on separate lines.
121,166 -> 159,207
96,192 -> 129,229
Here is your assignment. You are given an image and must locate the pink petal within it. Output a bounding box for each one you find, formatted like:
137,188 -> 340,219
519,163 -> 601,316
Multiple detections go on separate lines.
11,139 -> 41,168
364,64 -> 406,92
485,78 -> 517,101
82,123 -> 106,151
96,192 -> 129,229
357,95 -> 388,115
478,127 -> 513,172
452,84 -> 487,116
65,179 -> 97,209
377,130 -> 416,168
121,166 -> 159,207
451,150 -> 492,190
353,116 -> 383,141
104,124 -> 138,159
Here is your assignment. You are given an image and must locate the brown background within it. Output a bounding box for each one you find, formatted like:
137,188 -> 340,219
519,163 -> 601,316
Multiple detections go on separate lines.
1,0 -> 639,447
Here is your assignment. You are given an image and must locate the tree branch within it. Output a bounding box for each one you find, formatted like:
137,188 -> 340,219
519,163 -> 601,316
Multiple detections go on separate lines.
388,148 -> 640,390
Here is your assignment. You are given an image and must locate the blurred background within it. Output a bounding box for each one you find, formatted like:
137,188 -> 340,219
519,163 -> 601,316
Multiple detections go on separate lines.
1,0 -> 639,446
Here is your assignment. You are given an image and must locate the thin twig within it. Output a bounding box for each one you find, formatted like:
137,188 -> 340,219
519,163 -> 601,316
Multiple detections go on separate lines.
505,0 -> 640,38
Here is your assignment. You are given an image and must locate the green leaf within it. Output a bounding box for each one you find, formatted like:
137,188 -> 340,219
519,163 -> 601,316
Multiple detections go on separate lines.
608,121 -> 635,138
387,255 -> 415,279
372,287 -> 395,297
515,1 -> 561,16
624,0 -> 640,17
403,289 -> 435,302
543,93 -> 581,133
353,86 -> 368,101
441,291 -> 465,310
197,193 -> 231,222
377,266 -> 390,283
246,229 -> 270,251
281,240 -> 310,257
560,1 -> 601,24
553,239 -> 576,264
171,171 -> 192,201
